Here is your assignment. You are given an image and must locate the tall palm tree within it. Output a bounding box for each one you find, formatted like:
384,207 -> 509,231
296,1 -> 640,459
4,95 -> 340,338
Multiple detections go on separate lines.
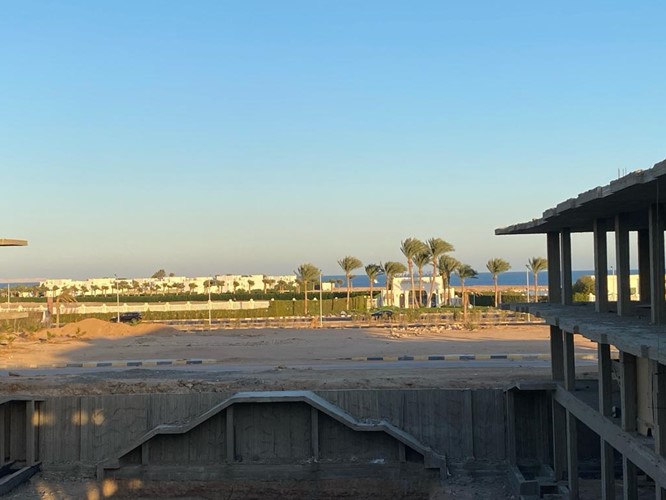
486,258 -> 511,307
456,264 -> 478,320
438,255 -> 460,306
413,251 -> 431,307
381,261 -> 407,307
426,237 -> 454,307
527,257 -> 548,302
188,283 -> 198,295
294,263 -> 321,315
338,256 -> 363,309
365,263 -> 383,309
248,279 -> 255,293
400,238 -> 427,309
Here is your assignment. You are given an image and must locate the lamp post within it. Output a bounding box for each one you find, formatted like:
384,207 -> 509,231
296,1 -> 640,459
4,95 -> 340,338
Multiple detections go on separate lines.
319,273 -> 323,328
114,274 -> 120,323
208,279 -> 213,329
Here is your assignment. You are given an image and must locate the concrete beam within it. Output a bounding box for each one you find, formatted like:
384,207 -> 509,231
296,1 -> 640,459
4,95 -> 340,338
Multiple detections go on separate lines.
311,407 -> 319,461
226,406 -> 234,463
552,400 -> 567,481
564,332 -> 576,392
566,411 -> 579,498
25,401 -> 34,466
553,386 -> 666,488
621,352 -> 638,433
0,239 -> 27,247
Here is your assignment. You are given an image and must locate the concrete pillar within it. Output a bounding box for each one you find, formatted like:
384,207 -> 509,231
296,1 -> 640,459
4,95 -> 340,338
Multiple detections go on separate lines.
311,407 -> 319,461
566,411 -> 579,498
0,405 -> 4,466
25,400 -> 35,466
594,219 -> 609,313
550,326 -> 565,382
637,229 -> 651,303
561,229 -> 573,305
653,361 -> 666,499
615,214 -> 631,316
547,232 -> 562,304
649,204 -> 666,325
506,390 -> 517,465
564,331 -> 576,391
599,343 -> 615,500
552,400 -> 567,481
226,406 -> 234,462
621,351 -> 638,499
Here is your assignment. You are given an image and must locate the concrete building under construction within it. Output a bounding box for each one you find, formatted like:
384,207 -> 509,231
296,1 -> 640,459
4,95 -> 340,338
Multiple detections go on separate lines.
497,158 -> 666,498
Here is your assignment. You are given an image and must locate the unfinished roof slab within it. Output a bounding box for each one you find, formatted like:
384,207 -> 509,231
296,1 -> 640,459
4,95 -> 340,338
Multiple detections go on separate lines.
496,159 -> 666,235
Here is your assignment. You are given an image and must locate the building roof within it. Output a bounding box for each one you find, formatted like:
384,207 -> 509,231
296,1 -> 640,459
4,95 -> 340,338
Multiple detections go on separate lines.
0,239 -> 27,246
495,159 -> 666,235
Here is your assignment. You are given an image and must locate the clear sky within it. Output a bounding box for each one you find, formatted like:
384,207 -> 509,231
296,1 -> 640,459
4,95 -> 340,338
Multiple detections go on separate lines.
2,1 -> 665,279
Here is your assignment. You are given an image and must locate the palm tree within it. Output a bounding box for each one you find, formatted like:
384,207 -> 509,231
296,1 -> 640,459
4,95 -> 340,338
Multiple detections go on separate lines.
426,237 -> 454,307
400,238 -> 427,308
413,251 -> 431,307
277,280 -> 287,293
456,264 -> 478,320
527,257 -> 548,302
232,280 -> 240,293
338,256 -> 363,309
55,286 -> 77,328
248,279 -> 255,293
381,261 -> 407,307
438,255 -> 460,306
364,264 -> 383,308
189,283 -> 198,295
486,258 -> 511,307
101,285 -> 109,297
294,263 -> 321,315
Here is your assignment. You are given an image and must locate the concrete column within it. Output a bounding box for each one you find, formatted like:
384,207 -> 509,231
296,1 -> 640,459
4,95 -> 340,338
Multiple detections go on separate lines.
547,232 -> 562,304
621,351 -> 638,499
637,229 -> 651,303
566,411 -> 579,498
599,343 -> 615,500
564,331 -> 576,391
649,204 -> 666,325
25,400 -> 34,466
653,362 -> 666,498
311,407 -> 319,461
506,390 -> 516,465
552,400 -> 567,481
226,406 -> 234,462
550,326 -> 565,382
561,229 -> 573,305
594,219 -> 609,313
615,214 -> 631,316
0,405 -> 4,466
462,389 -> 475,459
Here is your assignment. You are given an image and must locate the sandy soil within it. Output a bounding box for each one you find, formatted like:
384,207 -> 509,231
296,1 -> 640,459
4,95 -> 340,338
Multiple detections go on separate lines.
1,320 -> 602,499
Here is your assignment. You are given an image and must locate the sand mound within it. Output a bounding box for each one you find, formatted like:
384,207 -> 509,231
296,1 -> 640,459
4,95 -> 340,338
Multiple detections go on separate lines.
36,318 -> 179,339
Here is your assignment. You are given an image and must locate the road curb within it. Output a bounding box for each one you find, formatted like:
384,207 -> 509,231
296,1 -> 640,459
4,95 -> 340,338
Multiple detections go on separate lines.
0,353 -> 598,370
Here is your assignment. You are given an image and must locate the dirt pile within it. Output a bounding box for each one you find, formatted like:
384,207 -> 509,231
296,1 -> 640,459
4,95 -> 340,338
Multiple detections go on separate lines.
29,318 -> 179,341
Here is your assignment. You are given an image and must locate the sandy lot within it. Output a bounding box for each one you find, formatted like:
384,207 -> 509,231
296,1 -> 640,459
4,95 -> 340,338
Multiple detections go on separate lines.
0,319 -> 598,396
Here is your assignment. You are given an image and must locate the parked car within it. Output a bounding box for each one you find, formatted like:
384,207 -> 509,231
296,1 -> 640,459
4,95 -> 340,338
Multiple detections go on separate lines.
370,309 -> 394,320
109,312 -> 142,324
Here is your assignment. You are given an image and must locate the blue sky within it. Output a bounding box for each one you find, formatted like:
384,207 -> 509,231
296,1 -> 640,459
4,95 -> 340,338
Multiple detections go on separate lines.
2,1 -> 665,279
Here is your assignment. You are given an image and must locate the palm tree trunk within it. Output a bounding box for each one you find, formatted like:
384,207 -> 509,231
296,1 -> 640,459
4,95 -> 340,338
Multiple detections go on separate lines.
533,274 -> 538,303
427,260 -> 437,308
346,272 -> 351,310
369,281 -> 374,309
304,281 -> 308,315
494,276 -> 499,307
408,261 -> 415,309
461,279 -> 467,321
417,268 -> 423,307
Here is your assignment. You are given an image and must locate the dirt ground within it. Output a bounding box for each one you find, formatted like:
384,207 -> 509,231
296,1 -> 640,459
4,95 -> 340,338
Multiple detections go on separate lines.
0,319 -> 599,396
1,320 -> 602,499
